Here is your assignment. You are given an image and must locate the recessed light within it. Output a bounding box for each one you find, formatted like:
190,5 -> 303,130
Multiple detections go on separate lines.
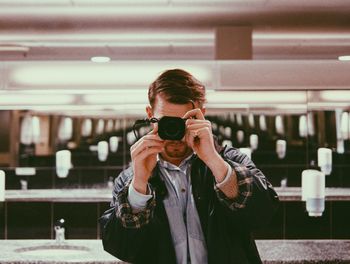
90,56 -> 111,63
338,55 -> 350,61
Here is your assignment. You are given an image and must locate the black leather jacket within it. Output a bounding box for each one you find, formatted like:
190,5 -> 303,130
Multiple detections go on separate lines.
99,146 -> 279,264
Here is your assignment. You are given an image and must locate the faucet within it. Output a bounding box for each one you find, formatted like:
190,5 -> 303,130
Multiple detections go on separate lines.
107,176 -> 114,188
280,177 -> 287,188
54,219 -> 65,244
20,179 -> 28,190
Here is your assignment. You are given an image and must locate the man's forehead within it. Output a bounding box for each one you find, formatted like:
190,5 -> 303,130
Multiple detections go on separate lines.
154,95 -> 197,108
152,101 -> 194,116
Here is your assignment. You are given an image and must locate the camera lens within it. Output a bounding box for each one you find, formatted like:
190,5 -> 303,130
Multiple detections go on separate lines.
158,116 -> 186,140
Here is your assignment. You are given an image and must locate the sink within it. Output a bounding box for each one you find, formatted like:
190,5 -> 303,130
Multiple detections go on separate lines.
15,244 -> 90,257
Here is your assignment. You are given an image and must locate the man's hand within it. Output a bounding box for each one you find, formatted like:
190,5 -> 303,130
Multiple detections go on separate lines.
183,108 -> 228,183
130,125 -> 164,194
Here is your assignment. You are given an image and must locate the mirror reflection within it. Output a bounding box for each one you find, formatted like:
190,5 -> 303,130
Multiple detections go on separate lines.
1,90 -> 349,191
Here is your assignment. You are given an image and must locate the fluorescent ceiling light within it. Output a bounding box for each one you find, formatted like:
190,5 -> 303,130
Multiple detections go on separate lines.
207,91 -> 307,104
254,32 -> 350,40
90,56 -> 111,63
83,90 -> 148,104
10,62 -> 212,88
0,45 -> 29,52
0,94 -> 74,105
73,0 -> 167,4
0,32 -> 213,42
0,0 -> 69,5
0,0 -> 167,5
318,90 -> 350,102
6,89 -> 147,94
338,55 -> 350,61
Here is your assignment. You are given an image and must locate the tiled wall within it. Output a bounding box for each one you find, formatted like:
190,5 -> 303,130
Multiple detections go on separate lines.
0,202 -> 110,239
253,201 -> 350,239
1,112 -> 350,240
0,200 -> 350,240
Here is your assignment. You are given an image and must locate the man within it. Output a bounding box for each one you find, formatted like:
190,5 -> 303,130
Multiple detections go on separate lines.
100,69 -> 279,264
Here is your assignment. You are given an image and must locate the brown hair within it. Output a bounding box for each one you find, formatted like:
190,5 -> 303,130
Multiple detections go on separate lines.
148,69 -> 206,108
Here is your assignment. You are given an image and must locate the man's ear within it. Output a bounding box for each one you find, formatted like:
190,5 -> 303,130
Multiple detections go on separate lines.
201,107 -> 206,116
146,105 -> 153,119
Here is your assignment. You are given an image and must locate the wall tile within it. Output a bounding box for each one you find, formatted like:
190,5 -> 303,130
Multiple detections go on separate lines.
53,169 -> 80,189
53,203 -> 98,239
7,202 -> 51,239
253,203 -> 284,239
285,201 -> 331,239
332,201 -> 350,239
0,203 -> 5,239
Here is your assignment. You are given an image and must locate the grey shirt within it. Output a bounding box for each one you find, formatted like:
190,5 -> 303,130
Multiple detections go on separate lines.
128,154 -> 232,264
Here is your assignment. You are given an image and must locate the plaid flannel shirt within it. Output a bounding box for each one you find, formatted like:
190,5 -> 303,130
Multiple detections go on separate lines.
115,161 -> 253,229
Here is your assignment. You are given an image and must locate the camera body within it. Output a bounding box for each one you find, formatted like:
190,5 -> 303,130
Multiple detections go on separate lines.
158,116 -> 186,140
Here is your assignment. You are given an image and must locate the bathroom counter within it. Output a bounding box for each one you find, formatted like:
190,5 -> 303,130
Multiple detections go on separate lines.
5,188 -> 113,202
274,187 -> 350,201
257,240 -> 350,264
0,240 -> 349,263
0,240 -> 123,264
4,187 -> 350,202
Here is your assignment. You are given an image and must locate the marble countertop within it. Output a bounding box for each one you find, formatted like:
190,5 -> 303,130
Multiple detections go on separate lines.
0,240 -> 349,264
257,240 -> 350,264
4,187 -> 350,202
274,187 -> 350,201
0,240 -> 124,264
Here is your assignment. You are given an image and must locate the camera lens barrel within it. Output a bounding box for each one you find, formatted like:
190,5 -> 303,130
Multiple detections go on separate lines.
158,116 -> 186,140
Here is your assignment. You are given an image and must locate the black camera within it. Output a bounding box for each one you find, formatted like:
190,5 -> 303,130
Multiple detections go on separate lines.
158,116 -> 186,140
132,116 -> 186,141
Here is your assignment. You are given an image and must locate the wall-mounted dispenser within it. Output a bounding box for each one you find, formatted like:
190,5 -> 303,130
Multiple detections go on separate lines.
56,150 -> 71,178
81,119 -> 92,137
340,111 -> 349,140
275,115 -> 285,135
95,119 -> 105,135
222,139 -> 233,148
317,148 -> 332,175
20,115 -> 41,145
58,117 -> 73,142
249,134 -> 258,151
301,169 -> 325,217
31,116 -> 41,144
307,113 -> 315,137
106,120 -> 114,133
259,115 -> 267,131
224,127 -> 232,139
276,139 -> 287,159
299,115 -> 307,138
248,113 -> 255,128
237,130 -> 244,144
98,141 -> 109,162
127,131 -> 137,145
0,170 -> 5,202
236,113 -> 243,126
109,136 -> 119,153
239,148 -> 252,159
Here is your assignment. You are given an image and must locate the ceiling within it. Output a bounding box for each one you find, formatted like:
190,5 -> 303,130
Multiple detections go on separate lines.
0,0 -> 350,60
0,0 -> 350,116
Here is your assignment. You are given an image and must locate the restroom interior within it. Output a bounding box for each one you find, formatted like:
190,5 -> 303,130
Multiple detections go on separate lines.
0,1 -> 350,263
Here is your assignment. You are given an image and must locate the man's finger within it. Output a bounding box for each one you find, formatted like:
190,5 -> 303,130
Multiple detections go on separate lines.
130,133 -> 162,152
186,119 -> 210,126
182,108 -> 205,120
186,123 -> 211,131
148,122 -> 159,135
133,146 -> 163,161
131,140 -> 164,158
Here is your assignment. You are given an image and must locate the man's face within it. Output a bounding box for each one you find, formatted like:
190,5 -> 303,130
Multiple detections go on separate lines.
147,95 -> 198,161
